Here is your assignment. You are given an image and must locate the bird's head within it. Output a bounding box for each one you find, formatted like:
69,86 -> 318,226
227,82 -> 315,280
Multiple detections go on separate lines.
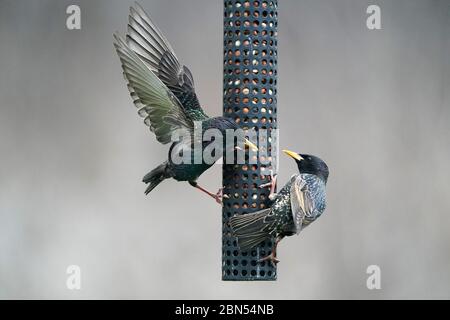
283,150 -> 329,183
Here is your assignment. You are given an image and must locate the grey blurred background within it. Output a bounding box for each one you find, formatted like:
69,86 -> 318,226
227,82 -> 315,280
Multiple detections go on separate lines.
0,0 -> 449,299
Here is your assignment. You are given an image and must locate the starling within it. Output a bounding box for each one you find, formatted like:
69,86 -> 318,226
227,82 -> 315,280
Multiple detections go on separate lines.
113,3 -> 257,203
229,150 -> 329,265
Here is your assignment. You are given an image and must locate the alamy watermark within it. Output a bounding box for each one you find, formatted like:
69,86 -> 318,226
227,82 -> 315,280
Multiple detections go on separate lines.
168,122 -> 278,173
366,265 -> 381,290
66,5 -> 81,30
66,265 -> 81,290
366,5 -> 381,30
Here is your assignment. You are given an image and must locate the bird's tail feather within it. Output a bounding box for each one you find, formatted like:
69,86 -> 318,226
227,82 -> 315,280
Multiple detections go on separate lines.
229,209 -> 271,251
142,162 -> 168,195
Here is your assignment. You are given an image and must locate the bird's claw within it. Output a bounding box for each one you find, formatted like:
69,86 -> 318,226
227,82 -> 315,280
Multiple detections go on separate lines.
259,171 -> 277,188
258,253 -> 280,267
214,187 -> 229,205
259,169 -> 277,200
259,182 -> 272,189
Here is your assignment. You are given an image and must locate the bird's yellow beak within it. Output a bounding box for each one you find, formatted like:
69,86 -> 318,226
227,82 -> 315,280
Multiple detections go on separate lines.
283,149 -> 303,161
244,139 -> 258,152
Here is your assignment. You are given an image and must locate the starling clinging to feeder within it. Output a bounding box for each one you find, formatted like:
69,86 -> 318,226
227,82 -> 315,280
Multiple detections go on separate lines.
229,150 -> 329,265
113,3 -> 257,203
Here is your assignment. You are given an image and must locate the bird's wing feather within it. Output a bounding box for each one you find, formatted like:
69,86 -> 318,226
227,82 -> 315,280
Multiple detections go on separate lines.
126,3 -> 208,121
114,33 -> 193,144
290,175 -> 315,234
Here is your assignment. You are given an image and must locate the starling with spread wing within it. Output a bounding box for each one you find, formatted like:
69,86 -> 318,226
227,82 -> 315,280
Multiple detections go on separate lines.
113,3 -> 257,203
229,150 -> 329,265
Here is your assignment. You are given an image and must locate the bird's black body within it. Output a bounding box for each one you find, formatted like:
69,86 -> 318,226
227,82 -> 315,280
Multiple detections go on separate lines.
142,118 -> 243,195
229,153 -> 329,256
114,4 -> 250,199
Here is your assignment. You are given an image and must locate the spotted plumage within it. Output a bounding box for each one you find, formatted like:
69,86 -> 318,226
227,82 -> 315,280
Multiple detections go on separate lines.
229,151 -> 329,264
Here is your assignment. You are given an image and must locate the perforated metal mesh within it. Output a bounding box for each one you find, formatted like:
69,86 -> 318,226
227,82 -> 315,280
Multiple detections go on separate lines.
222,0 -> 278,281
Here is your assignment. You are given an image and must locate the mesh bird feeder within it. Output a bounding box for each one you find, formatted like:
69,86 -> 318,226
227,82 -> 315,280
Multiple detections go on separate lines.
222,0 -> 278,281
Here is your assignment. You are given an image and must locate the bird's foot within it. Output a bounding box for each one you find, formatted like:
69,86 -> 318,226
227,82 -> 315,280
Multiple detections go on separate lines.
192,183 -> 229,206
213,187 -> 229,205
258,253 -> 280,267
268,192 -> 277,201
259,169 -> 277,200
259,182 -> 272,188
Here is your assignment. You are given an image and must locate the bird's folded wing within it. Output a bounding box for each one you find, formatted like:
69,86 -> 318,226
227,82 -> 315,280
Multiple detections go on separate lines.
126,3 -> 208,121
114,33 -> 193,144
290,175 -> 315,234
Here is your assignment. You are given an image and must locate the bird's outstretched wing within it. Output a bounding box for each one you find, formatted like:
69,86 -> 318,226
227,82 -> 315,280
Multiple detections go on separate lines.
114,33 -> 193,144
290,175 -> 315,234
126,3 -> 208,121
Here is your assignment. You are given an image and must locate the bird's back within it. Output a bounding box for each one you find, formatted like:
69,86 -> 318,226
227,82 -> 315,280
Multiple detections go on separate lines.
267,173 -> 327,235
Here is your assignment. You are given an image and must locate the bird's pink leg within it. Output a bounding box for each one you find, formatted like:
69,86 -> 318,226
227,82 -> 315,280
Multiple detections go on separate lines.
190,182 -> 229,205
259,170 -> 277,200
